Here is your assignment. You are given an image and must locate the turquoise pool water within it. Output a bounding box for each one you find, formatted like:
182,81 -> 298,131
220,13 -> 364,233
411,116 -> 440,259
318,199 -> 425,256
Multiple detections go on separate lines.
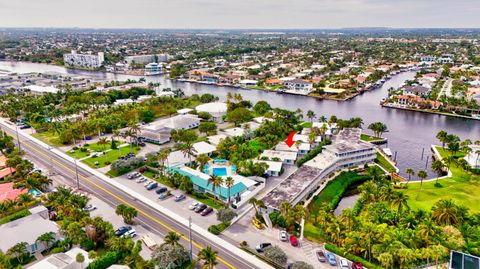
212,167 -> 227,176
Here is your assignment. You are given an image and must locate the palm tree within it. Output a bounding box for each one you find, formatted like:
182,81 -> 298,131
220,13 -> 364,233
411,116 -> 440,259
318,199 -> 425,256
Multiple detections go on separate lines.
207,175 -> 223,200
405,168 -> 415,183
163,232 -> 181,246
196,154 -> 210,171
436,130 -> 448,148
431,160 -> 445,184
416,170 -> 428,200
367,166 -> 383,182
447,142 -> 460,157
76,253 -> 85,269
306,110 -> 315,123
36,231 -> 56,250
225,176 -> 235,206
198,246 -> 218,269
97,137 -> 109,164
390,192 -> 410,213
249,197 -> 260,215
432,199 -> 461,226
182,141 -> 195,164
7,242 -> 29,264
157,149 -> 171,176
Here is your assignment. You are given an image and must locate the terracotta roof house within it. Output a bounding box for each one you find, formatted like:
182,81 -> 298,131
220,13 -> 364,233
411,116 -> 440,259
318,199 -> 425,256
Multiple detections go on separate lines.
0,182 -> 26,202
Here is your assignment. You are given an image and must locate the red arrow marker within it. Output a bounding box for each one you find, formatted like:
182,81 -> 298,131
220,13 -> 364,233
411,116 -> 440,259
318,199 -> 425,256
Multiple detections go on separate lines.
285,132 -> 296,148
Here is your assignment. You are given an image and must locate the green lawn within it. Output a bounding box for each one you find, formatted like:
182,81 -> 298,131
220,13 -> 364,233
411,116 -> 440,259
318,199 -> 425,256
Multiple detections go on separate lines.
82,146 -> 140,168
33,131 -> 64,147
66,141 -> 124,159
401,146 -> 480,213
375,153 -> 397,173
360,134 -> 383,142
301,122 -> 313,128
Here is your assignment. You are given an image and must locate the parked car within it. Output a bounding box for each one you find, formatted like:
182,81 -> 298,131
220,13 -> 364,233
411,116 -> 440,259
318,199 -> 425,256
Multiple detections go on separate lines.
194,204 -> 207,213
127,172 -> 141,179
136,177 -> 147,183
340,258 -> 349,268
252,218 -> 264,229
279,229 -> 288,241
351,262 -> 363,269
115,226 -> 132,237
174,194 -> 186,202
19,124 -> 31,129
155,187 -> 168,194
141,235 -> 157,250
189,201 -> 199,210
83,204 -> 97,212
122,228 -> 137,238
146,182 -> 158,190
290,235 -> 298,247
327,252 -> 337,266
200,207 -> 213,216
316,250 -> 326,263
159,192 -> 171,200
255,243 -> 272,253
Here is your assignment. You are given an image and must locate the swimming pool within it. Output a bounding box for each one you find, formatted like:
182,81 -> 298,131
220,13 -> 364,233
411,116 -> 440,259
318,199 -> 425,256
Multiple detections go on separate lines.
212,167 -> 227,176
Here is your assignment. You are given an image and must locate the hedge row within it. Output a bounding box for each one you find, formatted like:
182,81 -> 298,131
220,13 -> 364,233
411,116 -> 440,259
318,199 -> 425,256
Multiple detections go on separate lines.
0,209 -> 31,225
296,140 -> 331,167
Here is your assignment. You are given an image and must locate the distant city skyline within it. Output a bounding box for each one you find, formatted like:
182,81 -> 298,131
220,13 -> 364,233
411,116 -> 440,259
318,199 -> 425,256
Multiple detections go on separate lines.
0,0 -> 479,29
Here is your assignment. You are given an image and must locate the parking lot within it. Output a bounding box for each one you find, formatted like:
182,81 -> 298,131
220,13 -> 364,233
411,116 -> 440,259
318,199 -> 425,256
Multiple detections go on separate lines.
222,208 -> 356,269
117,172 -> 219,229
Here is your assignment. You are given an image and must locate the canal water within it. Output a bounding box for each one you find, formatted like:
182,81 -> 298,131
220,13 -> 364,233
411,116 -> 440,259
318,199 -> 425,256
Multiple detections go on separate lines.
1,61 -> 479,178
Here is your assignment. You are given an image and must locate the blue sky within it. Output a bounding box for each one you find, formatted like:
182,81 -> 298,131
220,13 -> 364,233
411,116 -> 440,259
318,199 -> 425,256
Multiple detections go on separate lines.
0,0 -> 479,28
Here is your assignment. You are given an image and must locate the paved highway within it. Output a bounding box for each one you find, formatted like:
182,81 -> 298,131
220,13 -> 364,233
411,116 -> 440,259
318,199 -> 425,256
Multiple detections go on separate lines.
0,121 -> 268,269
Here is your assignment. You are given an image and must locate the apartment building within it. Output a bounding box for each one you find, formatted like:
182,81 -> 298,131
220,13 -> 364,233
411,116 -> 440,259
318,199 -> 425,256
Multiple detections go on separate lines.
63,50 -> 104,69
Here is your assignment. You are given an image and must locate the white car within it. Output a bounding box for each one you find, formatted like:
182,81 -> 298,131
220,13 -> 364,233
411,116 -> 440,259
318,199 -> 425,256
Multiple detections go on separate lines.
122,228 -> 137,238
136,177 -> 147,183
144,180 -> 153,187
83,204 -> 97,212
340,258 -> 349,268
188,201 -> 199,210
279,230 -> 288,241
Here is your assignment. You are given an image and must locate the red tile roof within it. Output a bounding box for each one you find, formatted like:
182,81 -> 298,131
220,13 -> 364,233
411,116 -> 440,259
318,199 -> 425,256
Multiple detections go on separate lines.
0,167 -> 15,179
0,182 -> 27,202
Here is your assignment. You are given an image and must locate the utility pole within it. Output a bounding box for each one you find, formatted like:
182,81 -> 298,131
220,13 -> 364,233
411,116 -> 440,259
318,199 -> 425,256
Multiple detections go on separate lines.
189,216 -> 193,261
74,159 -> 80,189
15,124 -> 21,151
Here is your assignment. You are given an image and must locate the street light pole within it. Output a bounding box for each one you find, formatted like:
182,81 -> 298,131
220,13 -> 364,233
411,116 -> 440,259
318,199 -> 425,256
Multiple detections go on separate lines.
189,216 -> 193,261
15,124 -> 21,151
74,159 -> 80,190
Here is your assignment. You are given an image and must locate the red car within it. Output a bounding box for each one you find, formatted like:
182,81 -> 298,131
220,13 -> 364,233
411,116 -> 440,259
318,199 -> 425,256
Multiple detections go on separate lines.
289,235 -> 298,247
351,262 -> 363,269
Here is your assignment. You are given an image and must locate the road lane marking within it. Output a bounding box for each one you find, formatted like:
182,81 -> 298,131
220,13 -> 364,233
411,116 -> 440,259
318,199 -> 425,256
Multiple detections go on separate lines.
16,137 -> 238,269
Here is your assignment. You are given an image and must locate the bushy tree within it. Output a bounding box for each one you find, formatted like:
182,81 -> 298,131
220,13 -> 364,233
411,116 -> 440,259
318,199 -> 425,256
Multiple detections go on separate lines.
216,208 -> 237,225
263,245 -> 287,265
291,261 -> 314,269
151,243 -> 190,269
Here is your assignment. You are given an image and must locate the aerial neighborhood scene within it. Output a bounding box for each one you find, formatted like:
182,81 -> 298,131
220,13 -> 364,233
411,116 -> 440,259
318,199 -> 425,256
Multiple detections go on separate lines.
0,1 -> 479,269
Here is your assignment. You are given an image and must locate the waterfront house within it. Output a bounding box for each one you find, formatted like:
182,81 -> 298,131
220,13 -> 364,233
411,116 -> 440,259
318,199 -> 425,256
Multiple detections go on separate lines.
403,85 -> 431,97
284,79 -> 313,94
188,70 -> 219,83
239,79 -> 258,87
265,79 -> 284,86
